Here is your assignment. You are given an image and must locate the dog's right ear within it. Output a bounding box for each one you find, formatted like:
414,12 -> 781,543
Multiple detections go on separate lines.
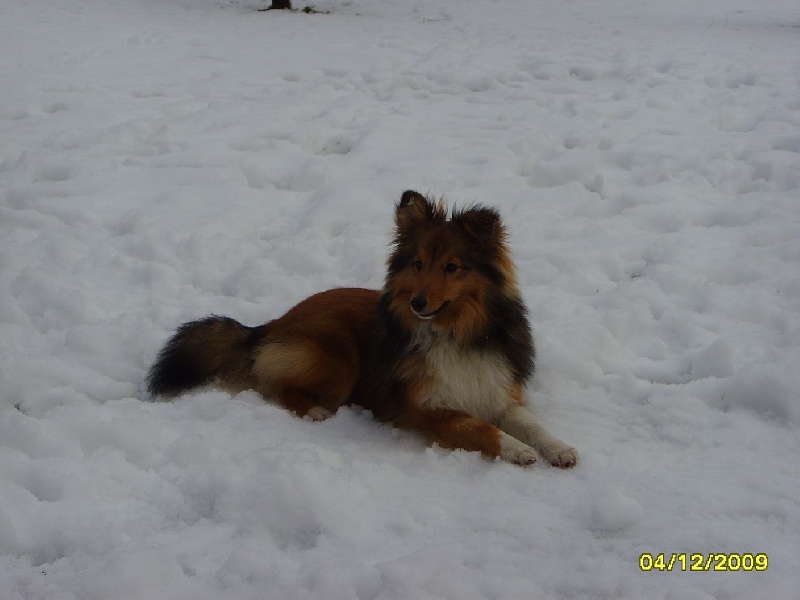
400,190 -> 428,208
395,190 -> 434,233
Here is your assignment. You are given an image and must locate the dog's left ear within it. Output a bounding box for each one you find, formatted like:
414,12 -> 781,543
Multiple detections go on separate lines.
453,206 -> 505,249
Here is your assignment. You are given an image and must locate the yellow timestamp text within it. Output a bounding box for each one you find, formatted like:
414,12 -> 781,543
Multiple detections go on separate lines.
639,553 -> 768,572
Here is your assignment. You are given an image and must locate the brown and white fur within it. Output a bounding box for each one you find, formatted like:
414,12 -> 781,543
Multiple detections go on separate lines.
146,191 -> 577,468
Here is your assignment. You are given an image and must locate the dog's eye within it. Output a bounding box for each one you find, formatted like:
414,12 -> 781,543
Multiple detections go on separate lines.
445,263 -> 458,273
413,260 -> 423,272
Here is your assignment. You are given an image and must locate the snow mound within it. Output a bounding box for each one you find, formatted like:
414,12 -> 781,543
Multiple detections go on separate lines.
590,488 -> 644,532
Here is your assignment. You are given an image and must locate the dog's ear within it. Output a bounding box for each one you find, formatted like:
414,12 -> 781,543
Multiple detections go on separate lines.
395,190 -> 435,233
399,190 -> 428,209
453,206 -> 506,249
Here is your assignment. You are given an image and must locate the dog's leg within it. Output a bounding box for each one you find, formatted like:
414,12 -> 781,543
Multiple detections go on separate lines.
252,341 -> 356,421
268,386 -> 335,421
496,404 -> 578,468
498,432 -> 539,466
402,408 -> 538,466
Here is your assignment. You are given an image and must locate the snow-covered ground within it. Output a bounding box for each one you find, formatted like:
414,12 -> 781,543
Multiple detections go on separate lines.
1,0 -> 799,597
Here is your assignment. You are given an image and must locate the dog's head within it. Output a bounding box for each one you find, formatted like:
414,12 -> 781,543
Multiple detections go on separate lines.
384,190 -> 518,342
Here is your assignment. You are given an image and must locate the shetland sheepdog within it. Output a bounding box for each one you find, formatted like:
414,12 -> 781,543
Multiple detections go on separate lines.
146,191 -> 577,468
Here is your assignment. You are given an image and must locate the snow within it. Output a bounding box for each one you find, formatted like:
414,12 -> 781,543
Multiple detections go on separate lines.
1,0 -> 799,597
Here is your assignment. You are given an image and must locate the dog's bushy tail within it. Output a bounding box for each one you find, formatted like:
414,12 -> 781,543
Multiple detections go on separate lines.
146,316 -> 260,398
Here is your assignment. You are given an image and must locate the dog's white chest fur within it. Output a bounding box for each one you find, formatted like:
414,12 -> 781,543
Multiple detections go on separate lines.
418,335 -> 513,421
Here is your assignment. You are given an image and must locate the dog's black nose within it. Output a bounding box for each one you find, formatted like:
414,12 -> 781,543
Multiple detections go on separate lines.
410,296 -> 427,313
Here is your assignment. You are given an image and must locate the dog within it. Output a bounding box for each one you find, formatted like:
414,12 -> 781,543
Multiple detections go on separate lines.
146,190 -> 577,468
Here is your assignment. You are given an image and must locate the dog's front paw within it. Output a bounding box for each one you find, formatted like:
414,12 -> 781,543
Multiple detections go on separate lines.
543,446 -> 578,469
499,434 -> 538,467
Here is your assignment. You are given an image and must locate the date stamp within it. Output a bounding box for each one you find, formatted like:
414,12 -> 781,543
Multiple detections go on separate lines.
639,553 -> 768,572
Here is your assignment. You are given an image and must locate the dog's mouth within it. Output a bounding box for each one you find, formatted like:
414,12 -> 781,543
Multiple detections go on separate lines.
411,301 -> 451,320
